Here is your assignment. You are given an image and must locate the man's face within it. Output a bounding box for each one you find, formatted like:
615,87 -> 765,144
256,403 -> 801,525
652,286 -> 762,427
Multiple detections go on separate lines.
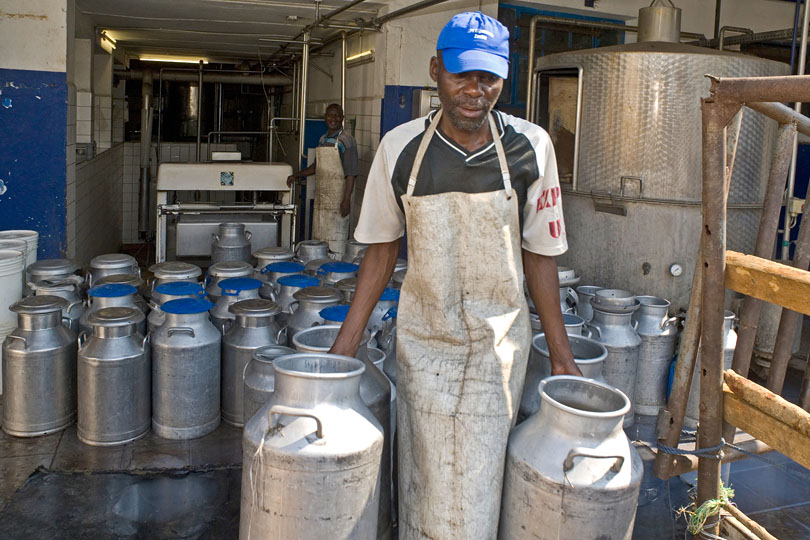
430,55 -> 503,132
324,107 -> 343,131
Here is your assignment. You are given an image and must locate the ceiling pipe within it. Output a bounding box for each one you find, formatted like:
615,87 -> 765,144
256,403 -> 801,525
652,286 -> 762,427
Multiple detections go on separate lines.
119,69 -> 291,85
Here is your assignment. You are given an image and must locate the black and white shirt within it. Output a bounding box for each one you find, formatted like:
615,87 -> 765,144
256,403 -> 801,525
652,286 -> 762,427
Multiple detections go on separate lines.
354,109 -> 567,256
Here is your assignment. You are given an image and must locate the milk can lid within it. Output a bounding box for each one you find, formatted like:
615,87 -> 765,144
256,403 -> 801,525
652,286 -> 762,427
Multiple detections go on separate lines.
11,295 -> 69,314
155,281 -> 206,297
253,246 -> 294,258
89,283 -> 138,298
148,261 -> 202,279
380,287 -> 400,302
293,286 -> 343,303
96,274 -> 144,288
277,274 -> 319,288
218,277 -> 262,295
336,277 -> 358,291
88,306 -> 145,327
207,261 -> 254,277
161,297 -> 214,314
90,253 -> 137,269
230,298 -> 281,317
262,261 -> 305,274
317,262 -> 358,275
319,304 -> 350,322
28,258 -> 80,275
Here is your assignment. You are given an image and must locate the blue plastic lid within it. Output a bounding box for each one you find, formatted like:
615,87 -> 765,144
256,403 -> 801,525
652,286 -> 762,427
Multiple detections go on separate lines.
277,274 -> 320,288
89,283 -> 137,298
317,261 -> 359,275
155,281 -> 205,297
380,287 -> 400,302
382,307 -> 398,321
320,304 -> 350,323
218,277 -> 263,296
161,297 -> 214,314
262,261 -> 305,274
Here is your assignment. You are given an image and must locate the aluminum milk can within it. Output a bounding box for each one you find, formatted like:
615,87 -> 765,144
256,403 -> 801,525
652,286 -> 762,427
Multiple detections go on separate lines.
210,277 -> 262,333
294,239 -> 329,264
211,222 -> 252,264
379,307 -> 397,384
685,310 -> 737,428
25,259 -> 82,296
285,286 -> 342,342
2,296 -> 77,437
519,333 -> 608,420
258,261 -> 304,299
274,274 -> 320,313
205,260 -> 254,303
343,239 -> 368,263
30,280 -> 84,332
575,285 -> 603,322
368,287 -> 400,337
588,290 -> 641,427
557,266 -> 580,315
240,353 -> 383,540
563,313 -> 593,337
151,298 -> 221,439
304,257 -> 334,276
147,261 -> 201,302
148,281 -> 206,332
88,253 -> 140,287
77,307 -> 150,446
222,299 -> 282,427
81,284 -> 147,336
319,304 -> 351,325
253,246 -> 295,272
633,296 -> 680,417
389,269 -> 406,289
336,277 -> 357,303
292,325 -> 393,540
243,344 -> 295,424
317,261 -> 359,287
500,376 -> 642,540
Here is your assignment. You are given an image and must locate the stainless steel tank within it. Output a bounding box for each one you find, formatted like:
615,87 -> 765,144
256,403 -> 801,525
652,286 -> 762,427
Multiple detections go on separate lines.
205,261 -> 255,303
242,344 -> 295,423
2,296 -> 77,436
500,376 -> 642,540
151,298 -> 221,439
294,239 -> 329,263
147,281 -> 207,332
221,299 -> 282,427
211,222 -> 252,264
633,296 -> 679,416
81,284 -> 147,336
88,253 -> 140,287
77,307 -> 150,446
533,42 -> 789,311
210,277 -> 262,333
240,353 -> 383,540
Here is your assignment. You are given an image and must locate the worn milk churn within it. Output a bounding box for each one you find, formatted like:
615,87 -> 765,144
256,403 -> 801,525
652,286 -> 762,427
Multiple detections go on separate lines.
81,284 -> 147,336
379,308 -> 398,384
557,266 -> 580,315
77,307 -> 150,446
205,261 -> 254,303
242,344 -> 295,423
96,274 -> 149,309
240,353 -> 383,540
336,277 -> 358,303
25,259 -> 82,296
2,296 -> 77,436
258,261 -> 304,300
292,325 -> 393,540
88,253 -> 140,287
685,310 -> 737,428
30,280 -> 84,332
587,289 -> 641,427
500,376 -> 642,540
317,261 -> 359,287
253,246 -> 295,271
273,274 -> 320,315
575,285 -> 603,322
210,277 -> 262,333
304,257 -> 334,276
294,239 -> 329,264
633,296 -> 679,416
343,239 -> 369,263
368,287 -> 400,338
563,313 -> 592,337
148,281 -> 206,332
519,333 -> 608,420
222,299 -> 282,427
285,286 -> 342,341
148,261 -> 201,301
211,222 -> 252,264
151,298 -> 221,439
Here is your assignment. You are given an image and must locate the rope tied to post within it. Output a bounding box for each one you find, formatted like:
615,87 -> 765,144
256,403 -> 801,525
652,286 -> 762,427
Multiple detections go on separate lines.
676,484 -> 735,537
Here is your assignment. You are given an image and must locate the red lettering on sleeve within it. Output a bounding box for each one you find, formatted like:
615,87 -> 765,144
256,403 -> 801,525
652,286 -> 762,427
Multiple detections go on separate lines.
548,219 -> 562,238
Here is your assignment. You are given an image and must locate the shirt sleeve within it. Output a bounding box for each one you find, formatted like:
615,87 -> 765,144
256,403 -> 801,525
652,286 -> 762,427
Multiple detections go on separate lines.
521,127 -> 568,256
354,134 -> 406,244
341,133 -> 359,177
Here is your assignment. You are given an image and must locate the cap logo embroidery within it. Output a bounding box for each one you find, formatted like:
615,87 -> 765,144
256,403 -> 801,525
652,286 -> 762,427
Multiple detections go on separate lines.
469,28 -> 494,38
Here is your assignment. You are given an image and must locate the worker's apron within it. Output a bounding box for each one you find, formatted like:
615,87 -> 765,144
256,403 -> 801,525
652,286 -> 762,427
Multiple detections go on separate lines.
397,109 -> 531,539
313,135 -> 349,259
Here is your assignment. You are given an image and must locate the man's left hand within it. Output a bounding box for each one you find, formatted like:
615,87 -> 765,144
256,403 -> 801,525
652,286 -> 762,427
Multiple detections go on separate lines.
340,198 -> 351,217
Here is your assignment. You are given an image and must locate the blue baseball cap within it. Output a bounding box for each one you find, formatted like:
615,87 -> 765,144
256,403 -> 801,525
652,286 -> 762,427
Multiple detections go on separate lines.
437,12 -> 510,79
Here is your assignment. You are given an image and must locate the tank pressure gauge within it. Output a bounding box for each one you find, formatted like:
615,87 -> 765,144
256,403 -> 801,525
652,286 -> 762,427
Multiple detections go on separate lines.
669,263 -> 683,277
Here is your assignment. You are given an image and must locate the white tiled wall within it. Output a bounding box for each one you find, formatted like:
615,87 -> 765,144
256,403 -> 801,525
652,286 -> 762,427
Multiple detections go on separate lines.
76,90 -> 92,144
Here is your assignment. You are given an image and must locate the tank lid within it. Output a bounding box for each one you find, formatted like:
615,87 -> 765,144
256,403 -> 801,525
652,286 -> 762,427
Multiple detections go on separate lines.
27,258 -> 80,275
88,306 -> 145,327
591,289 -> 640,314
297,240 -> 327,247
89,283 -> 138,298
97,274 -> 144,288
155,281 -> 206,298
207,260 -> 254,277
317,261 -> 359,275
336,277 -> 358,292
219,277 -> 262,295
253,344 -> 296,363
30,280 -> 77,293
90,253 -> 137,270
161,297 -> 214,314
148,261 -> 202,279
293,286 -> 343,303
262,261 -> 305,274
11,295 -> 69,314
253,246 -> 294,259
379,287 -> 400,302
319,304 -> 350,323
278,274 -> 320,288
230,298 -> 281,317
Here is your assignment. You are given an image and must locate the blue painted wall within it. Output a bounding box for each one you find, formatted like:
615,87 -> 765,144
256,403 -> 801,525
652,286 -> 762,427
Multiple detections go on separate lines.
381,85 -> 430,137
0,68 -> 67,258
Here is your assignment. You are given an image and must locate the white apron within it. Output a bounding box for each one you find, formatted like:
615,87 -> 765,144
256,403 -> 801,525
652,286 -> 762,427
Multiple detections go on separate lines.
397,109 -> 531,539
313,134 -> 350,259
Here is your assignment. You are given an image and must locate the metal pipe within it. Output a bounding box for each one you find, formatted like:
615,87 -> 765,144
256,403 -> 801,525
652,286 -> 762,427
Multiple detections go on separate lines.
341,31 -> 347,115
746,101 -> 810,137
783,1 -> 810,260
138,70 -> 154,238
215,82 -> 223,144
709,75 -> 810,104
196,60 -> 203,162
714,0 -> 722,41
791,0 -> 803,70
717,26 -> 753,51
526,19 -> 538,119
295,30 -> 310,244
374,0 -> 453,25
119,69 -> 291,85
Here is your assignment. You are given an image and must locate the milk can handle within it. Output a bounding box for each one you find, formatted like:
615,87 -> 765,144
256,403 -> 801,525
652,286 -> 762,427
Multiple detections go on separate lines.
276,326 -> 288,344
268,405 -> 324,439
245,231 -> 252,241
76,332 -> 86,350
141,334 -> 150,351
134,266 -> 142,278
632,320 -> 639,331
62,316 -> 72,328
66,300 -> 82,315
167,327 -> 196,338
288,301 -> 299,314
6,335 -> 28,349
582,327 -> 593,339
563,447 -> 624,473
566,287 -> 578,308
584,322 -> 601,338
661,316 -> 679,330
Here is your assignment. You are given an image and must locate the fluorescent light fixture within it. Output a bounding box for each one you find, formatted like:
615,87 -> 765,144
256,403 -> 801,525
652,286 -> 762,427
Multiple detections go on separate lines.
139,56 -> 209,64
346,50 -> 373,62
100,30 -> 116,54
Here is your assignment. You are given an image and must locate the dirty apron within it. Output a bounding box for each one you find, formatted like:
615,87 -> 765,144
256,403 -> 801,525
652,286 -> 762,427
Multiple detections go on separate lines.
397,109 -> 531,539
313,135 -> 350,259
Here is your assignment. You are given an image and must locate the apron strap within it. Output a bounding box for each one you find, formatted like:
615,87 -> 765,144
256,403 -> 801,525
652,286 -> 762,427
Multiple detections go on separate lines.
488,112 -> 512,198
406,110 -> 443,197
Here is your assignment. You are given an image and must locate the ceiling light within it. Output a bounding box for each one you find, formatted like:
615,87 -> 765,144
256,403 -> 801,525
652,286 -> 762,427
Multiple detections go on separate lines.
100,30 -> 116,53
139,56 -> 209,64
346,49 -> 374,66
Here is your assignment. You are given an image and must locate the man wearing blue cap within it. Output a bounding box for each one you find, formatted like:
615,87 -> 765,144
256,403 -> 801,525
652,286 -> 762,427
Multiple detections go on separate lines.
332,11 -> 579,538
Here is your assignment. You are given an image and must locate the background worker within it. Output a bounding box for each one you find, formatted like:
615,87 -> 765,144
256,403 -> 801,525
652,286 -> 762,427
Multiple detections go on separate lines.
330,11 -> 580,540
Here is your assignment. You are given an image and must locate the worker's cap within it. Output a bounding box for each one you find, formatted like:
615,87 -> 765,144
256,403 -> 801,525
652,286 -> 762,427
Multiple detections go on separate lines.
437,11 -> 510,79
